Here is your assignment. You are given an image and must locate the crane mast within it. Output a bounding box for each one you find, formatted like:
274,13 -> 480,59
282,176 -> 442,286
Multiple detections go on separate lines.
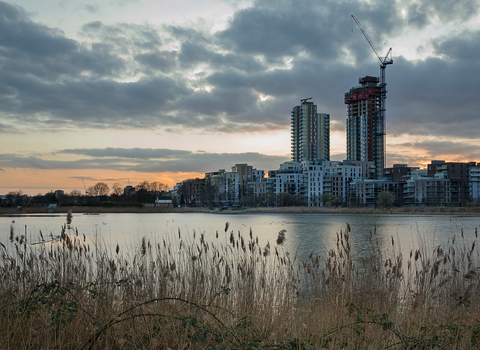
351,15 -> 393,178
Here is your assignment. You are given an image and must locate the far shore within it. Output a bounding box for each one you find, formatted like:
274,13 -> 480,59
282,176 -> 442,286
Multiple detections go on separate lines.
1,205 -> 480,216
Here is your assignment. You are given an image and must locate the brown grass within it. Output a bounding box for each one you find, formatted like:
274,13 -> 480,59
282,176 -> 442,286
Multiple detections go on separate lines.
1,220 -> 480,349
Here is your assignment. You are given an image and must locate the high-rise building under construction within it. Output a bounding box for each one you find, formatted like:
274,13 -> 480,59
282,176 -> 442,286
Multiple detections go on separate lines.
345,76 -> 384,178
291,98 -> 330,162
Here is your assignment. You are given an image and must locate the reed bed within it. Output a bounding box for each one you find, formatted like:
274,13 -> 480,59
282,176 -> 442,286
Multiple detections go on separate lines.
1,217 -> 480,349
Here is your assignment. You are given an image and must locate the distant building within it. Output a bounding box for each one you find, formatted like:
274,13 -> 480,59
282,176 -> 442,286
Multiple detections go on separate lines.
302,160 -> 366,206
345,76 -> 384,179
205,169 -> 240,205
349,179 -> 402,207
470,165 -> 480,204
403,174 -> 450,206
231,164 -> 253,199
427,160 -> 476,207
123,186 -> 136,196
143,197 -> 173,208
384,164 -> 420,182
291,98 -> 330,162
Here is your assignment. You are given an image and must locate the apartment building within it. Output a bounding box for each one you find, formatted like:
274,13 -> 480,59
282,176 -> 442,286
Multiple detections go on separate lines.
205,169 -> 240,205
301,160 -> 365,206
349,179 -> 402,207
291,99 -> 330,162
427,160 -> 476,206
470,166 -> 480,203
345,76 -> 384,179
403,174 -> 451,206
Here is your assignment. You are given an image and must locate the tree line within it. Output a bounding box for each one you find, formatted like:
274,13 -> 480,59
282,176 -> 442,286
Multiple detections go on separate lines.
1,181 -> 170,208
86,180 -> 169,197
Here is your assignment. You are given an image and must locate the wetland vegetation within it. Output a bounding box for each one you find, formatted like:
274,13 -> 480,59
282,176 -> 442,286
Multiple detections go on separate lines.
2,214 -> 480,349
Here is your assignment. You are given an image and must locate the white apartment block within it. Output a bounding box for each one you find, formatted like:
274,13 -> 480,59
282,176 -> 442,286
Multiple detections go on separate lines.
205,169 -> 240,205
470,166 -> 480,203
301,160 -> 365,206
274,172 -> 305,197
403,174 -> 451,206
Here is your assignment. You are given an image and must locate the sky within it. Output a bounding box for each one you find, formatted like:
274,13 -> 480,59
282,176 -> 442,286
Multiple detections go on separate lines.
1,0 -> 480,195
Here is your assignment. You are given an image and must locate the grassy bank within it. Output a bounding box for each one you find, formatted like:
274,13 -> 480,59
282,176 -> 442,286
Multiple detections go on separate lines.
2,217 -> 480,349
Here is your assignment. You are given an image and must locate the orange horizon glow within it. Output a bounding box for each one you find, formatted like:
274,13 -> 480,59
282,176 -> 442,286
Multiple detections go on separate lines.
0,168 -> 205,196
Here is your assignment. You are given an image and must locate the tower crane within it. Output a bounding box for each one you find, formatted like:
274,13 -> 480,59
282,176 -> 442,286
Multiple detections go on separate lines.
81,178 -> 88,196
351,15 -> 393,178
300,97 -> 312,104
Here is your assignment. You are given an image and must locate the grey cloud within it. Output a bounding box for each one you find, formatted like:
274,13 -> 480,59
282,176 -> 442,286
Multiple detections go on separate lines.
0,2 -> 77,57
80,21 -> 162,51
0,0 -> 480,142
386,152 -> 430,168
219,0 -> 401,64
0,73 -> 191,128
432,30 -> 480,62
406,3 -> 429,29
0,122 -> 20,134
219,5 -> 339,62
135,50 -> 177,72
69,176 -> 97,182
401,0 -> 480,29
0,8 -> 124,80
386,56 -> 480,139
80,4 -> 100,14
114,0 -> 140,5
59,148 -> 193,159
1,149 -> 290,173
164,24 -> 211,44
182,86 -> 258,118
177,41 -> 264,72
69,176 -> 124,182
398,141 -> 480,159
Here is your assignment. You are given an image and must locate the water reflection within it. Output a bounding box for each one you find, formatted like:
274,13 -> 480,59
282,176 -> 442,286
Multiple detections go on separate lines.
1,213 -> 479,261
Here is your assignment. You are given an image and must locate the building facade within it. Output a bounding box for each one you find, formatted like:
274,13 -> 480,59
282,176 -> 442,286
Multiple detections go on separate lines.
470,166 -> 480,204
345,76 -> 384,179
302,160 -> 365,206
349,179 -> 403,207
427,160 -> 475,207
291,99 -> 330,162
403,175 -> 451,206
205,169 -> 240,205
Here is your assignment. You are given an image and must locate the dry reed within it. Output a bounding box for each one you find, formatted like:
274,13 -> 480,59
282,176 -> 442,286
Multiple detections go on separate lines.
1,219 -> 480,349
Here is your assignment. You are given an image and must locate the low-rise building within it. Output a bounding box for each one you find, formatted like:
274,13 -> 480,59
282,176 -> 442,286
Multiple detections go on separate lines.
349,179 -> 402,207
302,160 -> 366,206
427,160 -> 476,206
403,174 -> 451,206
470,166 -> 480,204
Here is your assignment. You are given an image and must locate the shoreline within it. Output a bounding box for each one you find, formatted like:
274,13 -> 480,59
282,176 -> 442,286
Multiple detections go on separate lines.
1,205 -> 480,216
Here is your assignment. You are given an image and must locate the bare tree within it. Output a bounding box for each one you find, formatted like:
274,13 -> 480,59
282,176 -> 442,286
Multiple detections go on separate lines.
69,189 -> 82,196
111,183 -> 123,196
88,182 -> 110,196
135,181 -> 150,191
150,181 -> 167,193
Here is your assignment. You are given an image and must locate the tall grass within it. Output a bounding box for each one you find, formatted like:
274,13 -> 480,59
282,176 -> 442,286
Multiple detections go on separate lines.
1,219 -> 480,349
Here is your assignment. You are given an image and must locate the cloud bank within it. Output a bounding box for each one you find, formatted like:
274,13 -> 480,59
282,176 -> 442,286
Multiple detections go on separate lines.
0,0 -> 478,140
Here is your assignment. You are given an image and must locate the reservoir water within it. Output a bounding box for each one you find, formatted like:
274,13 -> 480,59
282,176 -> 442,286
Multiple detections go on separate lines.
1,212 -> 479,260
